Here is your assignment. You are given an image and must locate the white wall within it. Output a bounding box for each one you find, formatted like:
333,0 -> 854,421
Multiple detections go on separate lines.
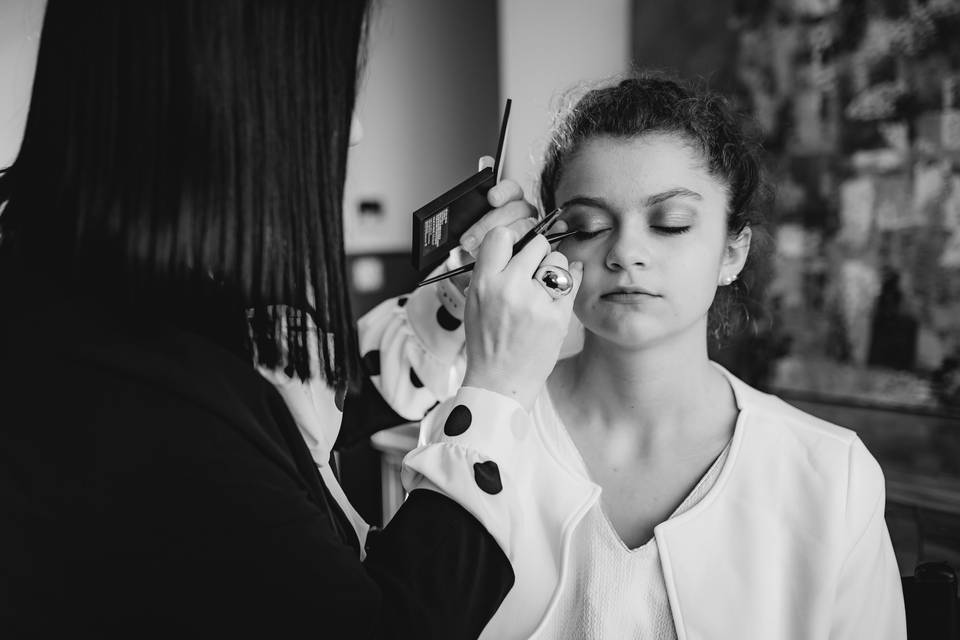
0,0 -> 44,169
497,0 -> 631,204
343,0 -> 499,255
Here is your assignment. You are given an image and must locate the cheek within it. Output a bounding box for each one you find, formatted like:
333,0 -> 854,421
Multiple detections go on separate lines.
572,261 -> 596,292
572,263 -> 604,314
558,240 -> 591,262
667,249 -> 723,306
559,239 -> 611,272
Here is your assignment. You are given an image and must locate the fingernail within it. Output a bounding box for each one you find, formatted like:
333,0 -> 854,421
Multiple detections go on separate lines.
461,235 -> 479,253
488,186 -> 502,206
570,261 -> 583,272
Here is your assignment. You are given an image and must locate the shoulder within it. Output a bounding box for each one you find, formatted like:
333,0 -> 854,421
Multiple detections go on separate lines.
723,368 -> 885,509
728,368 -> 858,447
720,371 -> 887,549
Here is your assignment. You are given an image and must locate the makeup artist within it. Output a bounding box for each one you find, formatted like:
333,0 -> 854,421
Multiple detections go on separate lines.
0,1 -> 581,638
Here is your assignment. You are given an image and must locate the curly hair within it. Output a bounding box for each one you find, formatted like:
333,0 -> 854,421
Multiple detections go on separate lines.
538,72 -> 772,344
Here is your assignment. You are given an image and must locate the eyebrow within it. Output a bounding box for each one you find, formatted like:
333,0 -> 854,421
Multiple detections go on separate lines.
644,188 -> 702,207
559,188 -> 702,213
558,195 -> 611,211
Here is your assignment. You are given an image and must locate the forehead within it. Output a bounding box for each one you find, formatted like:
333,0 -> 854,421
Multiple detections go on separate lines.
556,133 -> 728,206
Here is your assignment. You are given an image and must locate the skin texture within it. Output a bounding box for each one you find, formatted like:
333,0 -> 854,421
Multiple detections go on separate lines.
555,133 -> 749,349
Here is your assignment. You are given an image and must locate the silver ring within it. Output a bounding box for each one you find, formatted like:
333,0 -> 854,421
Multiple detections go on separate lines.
533,265 -> 573,299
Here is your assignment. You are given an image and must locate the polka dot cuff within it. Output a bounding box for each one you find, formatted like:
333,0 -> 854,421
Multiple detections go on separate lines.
401,386 -> 595,568
403,271 -> 465,364
403,386 -> 530,504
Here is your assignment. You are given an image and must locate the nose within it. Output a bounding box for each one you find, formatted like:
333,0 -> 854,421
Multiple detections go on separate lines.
605,225 -> 650,271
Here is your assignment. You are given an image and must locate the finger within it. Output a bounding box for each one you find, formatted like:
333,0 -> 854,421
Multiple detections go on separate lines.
505,217 -> 537,242
477,155 -> 495,172
460,200 -> 535,254
538,250 -> 570,271
487,179 -> 524,208
472,226 -> 516,280
502,233 -> 550,281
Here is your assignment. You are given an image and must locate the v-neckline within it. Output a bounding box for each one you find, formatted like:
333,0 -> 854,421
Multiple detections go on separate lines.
593,442 -> 731,553
540,363 -> 741,552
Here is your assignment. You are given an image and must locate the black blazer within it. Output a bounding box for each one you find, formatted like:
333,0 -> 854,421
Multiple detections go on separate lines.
0,257 -> 512,638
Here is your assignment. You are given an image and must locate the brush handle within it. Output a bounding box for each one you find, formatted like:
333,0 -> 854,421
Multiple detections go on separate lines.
416,263 -> 476,288
415,227 -> 577,288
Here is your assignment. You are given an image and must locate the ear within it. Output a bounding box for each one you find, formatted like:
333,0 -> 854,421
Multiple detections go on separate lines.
721,226 -> 752,278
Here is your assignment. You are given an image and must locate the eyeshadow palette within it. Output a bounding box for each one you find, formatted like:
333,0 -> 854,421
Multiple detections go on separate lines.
411,99 -> 511,273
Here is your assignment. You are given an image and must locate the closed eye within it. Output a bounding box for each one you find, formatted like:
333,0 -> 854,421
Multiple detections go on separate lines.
651,226 -> 690,235
572,229 -> 609,241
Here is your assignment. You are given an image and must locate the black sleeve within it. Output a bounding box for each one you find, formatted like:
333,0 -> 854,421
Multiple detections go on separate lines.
362,490 -> 514,638
172,485 -> 513,639
95,407 -> 514,640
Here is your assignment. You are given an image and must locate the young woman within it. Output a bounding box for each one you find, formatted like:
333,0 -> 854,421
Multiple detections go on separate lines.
0,1 -> 580,637
360,75 -> 906,638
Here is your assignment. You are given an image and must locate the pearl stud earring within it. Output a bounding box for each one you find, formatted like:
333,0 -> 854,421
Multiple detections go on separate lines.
720,274 -> 738,286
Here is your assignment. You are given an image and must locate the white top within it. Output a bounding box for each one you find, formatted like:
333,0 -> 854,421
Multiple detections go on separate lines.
358,276 -> 906,639
542,442 -> 729,639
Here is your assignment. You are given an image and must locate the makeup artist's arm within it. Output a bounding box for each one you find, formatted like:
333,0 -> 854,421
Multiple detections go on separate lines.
398,227 -> 588,640
346,180 -> 535,429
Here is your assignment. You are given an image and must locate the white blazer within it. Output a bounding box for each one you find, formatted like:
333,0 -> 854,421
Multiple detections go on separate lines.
406,365 -> 907,639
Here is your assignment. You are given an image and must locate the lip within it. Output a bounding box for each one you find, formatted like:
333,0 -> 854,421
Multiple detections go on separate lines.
601,287 -> 660,302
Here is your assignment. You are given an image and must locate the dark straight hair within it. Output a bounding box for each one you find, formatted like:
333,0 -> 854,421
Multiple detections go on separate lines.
0,0 -> 369,389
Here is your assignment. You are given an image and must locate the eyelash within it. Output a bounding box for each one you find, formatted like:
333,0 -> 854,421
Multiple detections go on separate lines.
652,226 -> 691,235
572,229 -> 607,240
570,226 -> 690,240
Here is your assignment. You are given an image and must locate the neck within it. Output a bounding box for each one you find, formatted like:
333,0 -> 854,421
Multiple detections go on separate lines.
550,324 -> 734,453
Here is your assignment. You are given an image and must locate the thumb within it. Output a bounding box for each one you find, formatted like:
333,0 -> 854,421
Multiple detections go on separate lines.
477,155 -> 495,172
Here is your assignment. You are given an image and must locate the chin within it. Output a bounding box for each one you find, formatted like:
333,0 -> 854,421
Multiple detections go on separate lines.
582,315 -> 669,350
